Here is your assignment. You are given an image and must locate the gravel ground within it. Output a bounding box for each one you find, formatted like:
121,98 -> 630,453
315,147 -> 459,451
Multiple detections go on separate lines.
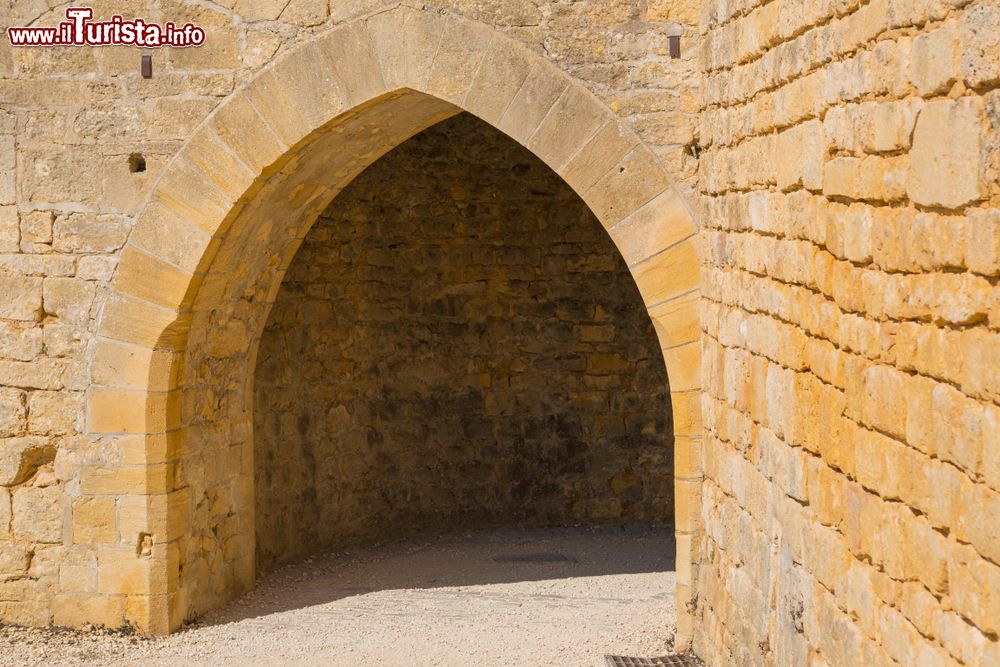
0,526 -> 678,666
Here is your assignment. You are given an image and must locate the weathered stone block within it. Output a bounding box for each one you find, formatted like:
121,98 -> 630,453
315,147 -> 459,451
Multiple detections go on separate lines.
18,144 -> 101,204
97,544 -> 168,595
646,0 -> 700,24
150,97 -> 217,140
0,388 -> 26,438
12,486 -> 64,543
18,210 -> 52,246
907,97 -> 985,209
0,206 -> 18,252
72,497 -> 117,544
52,594 -> 122,629
776,120 -> 826,191
42,278 -> 95,327
0,437 -> 55,487
52,213 -> 128,254
27,391 -> 79,436
909,20 -> 959,95
0,269 -> 41,321
59,563 -> 97,594
868,98 -> 922,153
0,543 -> 30,577
961,1 -> 1000,88
949,543 -> 1000,635
966,209 -> 1000,276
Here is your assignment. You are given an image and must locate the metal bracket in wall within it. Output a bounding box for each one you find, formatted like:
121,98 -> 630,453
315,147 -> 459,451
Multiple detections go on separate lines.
141,54 -> 152,78
668,35 -> 681,59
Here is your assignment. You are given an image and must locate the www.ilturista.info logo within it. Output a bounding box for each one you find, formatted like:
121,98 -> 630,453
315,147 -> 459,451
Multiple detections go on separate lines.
7,7 -> 205,47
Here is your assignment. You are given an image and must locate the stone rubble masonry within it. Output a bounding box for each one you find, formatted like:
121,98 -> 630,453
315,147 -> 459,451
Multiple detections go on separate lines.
0,0 -> 995,664
253,113 -> 673,572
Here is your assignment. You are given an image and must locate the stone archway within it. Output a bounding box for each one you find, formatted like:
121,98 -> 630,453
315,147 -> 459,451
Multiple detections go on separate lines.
85,5 -> 701,639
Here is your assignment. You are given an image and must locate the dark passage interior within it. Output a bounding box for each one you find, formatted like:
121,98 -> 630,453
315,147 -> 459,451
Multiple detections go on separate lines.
252,113 -> 673,572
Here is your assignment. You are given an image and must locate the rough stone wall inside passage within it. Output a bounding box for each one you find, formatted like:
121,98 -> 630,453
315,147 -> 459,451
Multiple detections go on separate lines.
253,113 -> 672,572
697,0 -> 1000,665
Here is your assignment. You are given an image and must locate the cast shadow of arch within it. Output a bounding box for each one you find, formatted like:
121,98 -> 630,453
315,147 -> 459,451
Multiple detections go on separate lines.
188,525 -> 676,628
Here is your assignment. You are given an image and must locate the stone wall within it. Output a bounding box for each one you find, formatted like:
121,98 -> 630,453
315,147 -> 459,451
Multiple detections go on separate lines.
696,0 -> 1000,664
0,0 -> 699,633
0,0 -> 997,662
253,113 -> 672,571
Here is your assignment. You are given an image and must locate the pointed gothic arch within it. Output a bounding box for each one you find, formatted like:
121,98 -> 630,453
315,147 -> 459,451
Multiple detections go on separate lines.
86,6 -> 702,638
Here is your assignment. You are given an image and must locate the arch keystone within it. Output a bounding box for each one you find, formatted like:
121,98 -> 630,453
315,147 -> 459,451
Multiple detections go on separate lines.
365,6 -> 442,90
424,20 -> 493,105
316,22 -> 387,107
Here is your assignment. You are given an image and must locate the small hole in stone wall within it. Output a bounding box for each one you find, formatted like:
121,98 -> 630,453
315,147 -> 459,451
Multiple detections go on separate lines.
129,153 -> 146,173
136,532 -> 153,557
686,142 -> 702,159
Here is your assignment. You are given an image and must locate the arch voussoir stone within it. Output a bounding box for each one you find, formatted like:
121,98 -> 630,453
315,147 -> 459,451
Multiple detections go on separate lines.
208,94 -> 290,177
609,189 -> 693,267
179,129 -> 258,203
127,201 -> 215,275
583,145 -> 674,230
241,69 -> 315,149
461,38 -> 535,126
89,5 -> 702,638
629,240 -> 701,308
561,118 -> 641,194
150,175 -> 234,240
525,85 -> 607,174
497,61 -> 569,147
112,246 -> 201,312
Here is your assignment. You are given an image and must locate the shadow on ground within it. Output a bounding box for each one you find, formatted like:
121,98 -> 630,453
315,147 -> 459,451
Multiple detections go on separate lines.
193,524 -> 677,627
